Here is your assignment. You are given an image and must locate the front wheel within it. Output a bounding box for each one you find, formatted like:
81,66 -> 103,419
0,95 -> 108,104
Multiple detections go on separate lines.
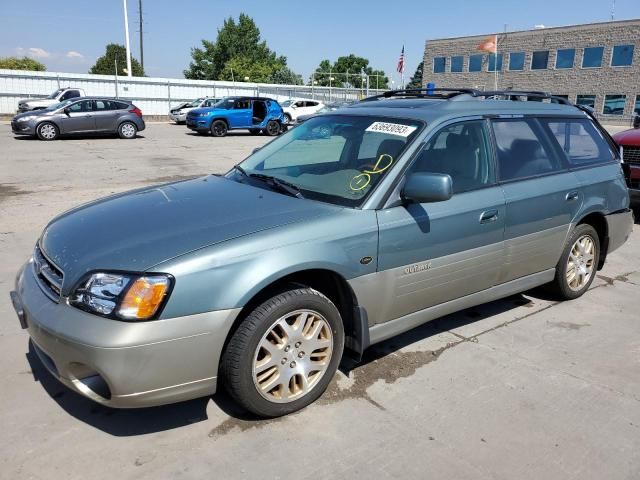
221,287 -> 344,418
36,122 -> 59,141
118,121 -> 137,139
283,113 -> 292,124
263,120 -> 280,136
210,120 -> 228,137
549,224 -> 600,300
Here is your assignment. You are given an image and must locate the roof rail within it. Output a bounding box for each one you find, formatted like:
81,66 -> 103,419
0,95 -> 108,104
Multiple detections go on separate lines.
361,88 -> 572,105
360,87 -> 479,102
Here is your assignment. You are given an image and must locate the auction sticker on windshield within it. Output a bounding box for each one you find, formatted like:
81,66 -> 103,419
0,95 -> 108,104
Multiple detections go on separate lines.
365,122 -> 417,137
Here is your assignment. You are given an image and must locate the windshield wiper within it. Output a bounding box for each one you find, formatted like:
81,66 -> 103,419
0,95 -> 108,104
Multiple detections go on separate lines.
249,173 -> 304,199
231,164 -> 249,178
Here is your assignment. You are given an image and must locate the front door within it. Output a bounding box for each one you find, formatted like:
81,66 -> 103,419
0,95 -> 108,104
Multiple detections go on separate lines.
58,100 -> 96,133
375,120 -> 506,325
228,99 -> 252,128
490,118 -> 582,283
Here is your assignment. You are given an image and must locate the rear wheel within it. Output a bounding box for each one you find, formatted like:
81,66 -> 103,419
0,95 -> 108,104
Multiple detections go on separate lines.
549,224 -> 600,300
118,121 -> 137,139
36,122 -> 59,141
221,287 -> 344,418
264,120 -> 280,137
211,120 -> 228,137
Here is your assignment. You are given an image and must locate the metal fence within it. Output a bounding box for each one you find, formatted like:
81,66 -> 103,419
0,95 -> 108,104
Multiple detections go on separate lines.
0,69 -> 387,116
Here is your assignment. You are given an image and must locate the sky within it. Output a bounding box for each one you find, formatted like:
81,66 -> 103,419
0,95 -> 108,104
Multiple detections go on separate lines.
0,0 -> 637,84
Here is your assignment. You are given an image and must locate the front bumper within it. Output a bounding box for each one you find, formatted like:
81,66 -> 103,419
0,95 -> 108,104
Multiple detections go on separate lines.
169,112 -> 187,122
11,119 -> 36,135
186,117 -> 209,131
12,260 -> 240,408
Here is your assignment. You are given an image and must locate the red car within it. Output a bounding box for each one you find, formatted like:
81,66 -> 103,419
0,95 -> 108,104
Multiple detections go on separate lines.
613,116 -> 640,207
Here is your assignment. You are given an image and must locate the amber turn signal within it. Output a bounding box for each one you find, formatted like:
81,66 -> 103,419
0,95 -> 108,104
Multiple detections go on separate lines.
118,276 -> 170,320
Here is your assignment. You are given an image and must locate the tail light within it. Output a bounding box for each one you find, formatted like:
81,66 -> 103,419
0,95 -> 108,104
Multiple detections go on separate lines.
129,106 -> 143,117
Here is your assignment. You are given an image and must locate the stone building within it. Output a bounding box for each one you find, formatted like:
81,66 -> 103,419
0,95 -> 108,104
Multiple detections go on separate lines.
421,19 -> 639,124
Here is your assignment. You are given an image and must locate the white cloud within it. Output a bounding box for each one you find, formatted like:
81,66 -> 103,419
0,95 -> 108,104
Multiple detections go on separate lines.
65,51 -> 84,59
27,47 -> 51,58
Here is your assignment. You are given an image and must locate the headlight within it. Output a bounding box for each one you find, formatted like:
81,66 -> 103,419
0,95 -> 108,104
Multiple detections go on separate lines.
70,272 -> 172,320
17,115 -> 36,122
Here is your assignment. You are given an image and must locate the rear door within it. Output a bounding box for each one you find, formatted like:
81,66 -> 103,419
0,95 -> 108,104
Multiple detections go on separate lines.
228,99 -> 252,128
374,119 -> 506,324
491,117 -> 582,283
58,99 -> 96,133
93,99 -> 122,131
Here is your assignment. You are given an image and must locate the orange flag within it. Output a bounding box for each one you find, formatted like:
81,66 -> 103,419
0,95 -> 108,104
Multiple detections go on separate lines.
477,35 -> 498,54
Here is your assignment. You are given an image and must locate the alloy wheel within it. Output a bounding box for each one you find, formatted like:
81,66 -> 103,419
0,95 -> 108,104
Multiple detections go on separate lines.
566,234 -> 595,291
252,309 -> 333,403
39,123 -> 57,140
121,123 -> 136,138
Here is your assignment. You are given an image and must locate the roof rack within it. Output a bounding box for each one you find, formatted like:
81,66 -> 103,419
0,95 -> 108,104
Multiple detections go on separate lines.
361,88 -> 572,105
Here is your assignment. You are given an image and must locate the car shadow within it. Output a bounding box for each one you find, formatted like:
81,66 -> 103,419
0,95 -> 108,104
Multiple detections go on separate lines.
13,134 -> 145,141
25,288 -> 547,435
185,131 -> 259,138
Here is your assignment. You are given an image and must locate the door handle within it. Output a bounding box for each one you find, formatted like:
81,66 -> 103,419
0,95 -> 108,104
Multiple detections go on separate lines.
565,191 -> 579,201
479,210 -> 499,224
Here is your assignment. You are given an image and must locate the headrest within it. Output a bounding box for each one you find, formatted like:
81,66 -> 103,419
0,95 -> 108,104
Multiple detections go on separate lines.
376,139 -> 405,159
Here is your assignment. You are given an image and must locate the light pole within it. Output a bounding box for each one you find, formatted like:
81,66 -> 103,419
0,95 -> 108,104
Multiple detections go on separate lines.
123,0 -> 132,77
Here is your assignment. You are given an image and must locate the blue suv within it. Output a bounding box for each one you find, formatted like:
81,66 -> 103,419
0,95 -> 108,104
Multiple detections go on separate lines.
186,96 -> 284,137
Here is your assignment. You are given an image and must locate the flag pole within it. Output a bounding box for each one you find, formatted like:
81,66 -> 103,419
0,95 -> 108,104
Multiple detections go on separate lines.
494,34 -> 498,90
402,44 -> 406,89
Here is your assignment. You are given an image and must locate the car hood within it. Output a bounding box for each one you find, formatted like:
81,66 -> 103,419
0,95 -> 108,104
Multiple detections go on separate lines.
40,175 -> 339,294
613,128 -> 640,147
189,107 -> 219,116
13,110 -> 51,121
18,98 -> 55,106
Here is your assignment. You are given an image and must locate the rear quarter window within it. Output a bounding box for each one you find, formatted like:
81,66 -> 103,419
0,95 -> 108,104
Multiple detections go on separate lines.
541,118 -> 616,167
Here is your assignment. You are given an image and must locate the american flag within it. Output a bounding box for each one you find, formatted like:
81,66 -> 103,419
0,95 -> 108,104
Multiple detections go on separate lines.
397,45 -> 405,73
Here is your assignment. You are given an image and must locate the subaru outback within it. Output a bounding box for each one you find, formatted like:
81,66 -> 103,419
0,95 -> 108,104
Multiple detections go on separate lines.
11,88 -> 633,417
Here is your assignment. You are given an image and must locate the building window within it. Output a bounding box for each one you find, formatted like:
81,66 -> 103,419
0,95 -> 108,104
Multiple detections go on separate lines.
433,57 -> 446,73
603,95 -> 626,115
635,95 -> 640,115
554,95 -> 569,101
611,44 -> 634,66
451,55 -> 464,72
555,48 -> 575,69
576,95 -> 596,109
582,46 -> 604,68
469,54 -> 483,72
509,52 -> 525,71
531,50 -> 549,70
488,53 -> 503,71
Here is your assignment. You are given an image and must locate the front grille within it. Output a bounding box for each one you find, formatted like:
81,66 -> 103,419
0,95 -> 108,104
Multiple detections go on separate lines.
623,146 -> 640,166
33,245 -> 64,302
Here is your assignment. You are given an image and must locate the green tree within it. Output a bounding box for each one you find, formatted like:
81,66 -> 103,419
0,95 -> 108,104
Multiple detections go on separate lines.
0,56 -> 46,71
310,55 -> 388,89
184,13 -> 300,84
89,44 -> 144,76
406,61 -> 424,89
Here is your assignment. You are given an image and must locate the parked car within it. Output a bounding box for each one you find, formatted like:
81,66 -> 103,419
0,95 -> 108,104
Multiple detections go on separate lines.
17,87 -> 85,112
169,97 -> 219,124
282,99 -> 325,124
11,88 -> 633,418
295,102 -> 354,124
186,96 -> 284,137
11,97 -> 145,140
612,114 -> 640,207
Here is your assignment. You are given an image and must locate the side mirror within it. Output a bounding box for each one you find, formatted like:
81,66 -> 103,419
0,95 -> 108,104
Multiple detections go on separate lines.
63,107 -> 71,116
252,147 -> 262,154
402,172 -> 453,204
633,115 -> 640,129
291,104 -> 297,109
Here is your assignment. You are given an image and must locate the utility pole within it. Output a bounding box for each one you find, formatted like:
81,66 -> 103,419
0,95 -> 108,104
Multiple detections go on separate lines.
123,0 -> 132,76
138,0 -> 144,71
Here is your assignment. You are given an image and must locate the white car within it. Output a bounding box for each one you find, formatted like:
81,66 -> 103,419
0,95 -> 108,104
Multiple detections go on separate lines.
281,99 -> 325,124
17,87 -> 85,112
169,97 -> 219,124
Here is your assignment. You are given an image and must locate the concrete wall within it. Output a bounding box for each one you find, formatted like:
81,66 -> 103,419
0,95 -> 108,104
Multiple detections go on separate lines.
422,19 -> 640,125
0,69 -> 384,116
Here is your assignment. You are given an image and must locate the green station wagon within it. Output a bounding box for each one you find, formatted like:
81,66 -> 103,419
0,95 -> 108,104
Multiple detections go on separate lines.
11,88 -> 633,417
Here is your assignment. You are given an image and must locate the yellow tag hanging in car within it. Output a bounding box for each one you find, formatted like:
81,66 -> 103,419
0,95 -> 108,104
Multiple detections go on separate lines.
350,154 -> 395,191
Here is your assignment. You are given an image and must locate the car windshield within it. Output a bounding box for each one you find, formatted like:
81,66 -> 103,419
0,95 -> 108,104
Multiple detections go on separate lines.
212,98 -> 235,110
44,99 -> 76,111
189,98 -> 204,107
280,100 -> 293,107
47,88 -> 64,99
232,115 -> 423,207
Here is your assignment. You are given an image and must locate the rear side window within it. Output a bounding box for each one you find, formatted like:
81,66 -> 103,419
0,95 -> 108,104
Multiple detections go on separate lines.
61,90 -> 81,101
541,119 -> 616,166
492,119 -> 563,181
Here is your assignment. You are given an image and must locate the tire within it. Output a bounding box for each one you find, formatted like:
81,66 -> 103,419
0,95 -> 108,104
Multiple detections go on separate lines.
283,113 -> 292,124
118,121 -> 137,139
210,119 -> 228,137
548,224 -> 600,300
249,128 -> 261,135
263,120 -> 280,137
221,287 -> 344,418
36,122 -> 59,141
